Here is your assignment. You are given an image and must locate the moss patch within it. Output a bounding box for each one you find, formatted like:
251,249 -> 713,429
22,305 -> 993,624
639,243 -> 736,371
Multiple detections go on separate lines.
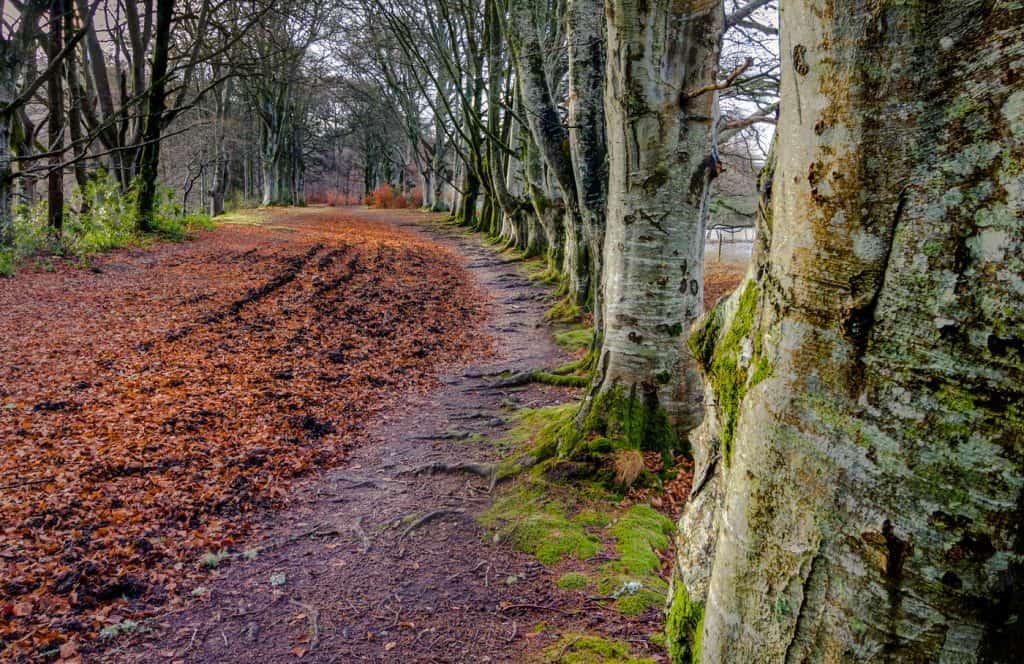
541,634 -> 658,664
547,297 -> 583,324
574,386 -> 678,458
666,581 -> 704,664
557,572 -> 590,590
691,280 -> 766,466
610,505 -> 674,575
555,326 -> 594,353
480,484 -> 601,565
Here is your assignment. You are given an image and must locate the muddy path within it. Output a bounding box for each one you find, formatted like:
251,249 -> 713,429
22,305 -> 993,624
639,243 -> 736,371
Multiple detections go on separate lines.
96,208 -> 612,663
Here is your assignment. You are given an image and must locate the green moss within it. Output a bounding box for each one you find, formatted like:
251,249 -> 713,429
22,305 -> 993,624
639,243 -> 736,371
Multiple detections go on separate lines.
547,296 -> 583,324
706,281 -> 761,467
610,505 -> 674,575
533,371 -> 589,388
574,386 -> 678,458
751,354 -> 773,387
574,509 -> 613,527
666,581 -> 704,664
615,587 -> 668,616
688,302 -> 724,368
555,326 -> 594,353
557,572 -> 590,589
541,634 -> 658,664
549,357 -> 591,376
480,485 -> 601,565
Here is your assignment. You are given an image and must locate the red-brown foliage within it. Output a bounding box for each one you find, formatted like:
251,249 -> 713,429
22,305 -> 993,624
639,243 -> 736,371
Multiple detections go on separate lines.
0,208 -> 488,659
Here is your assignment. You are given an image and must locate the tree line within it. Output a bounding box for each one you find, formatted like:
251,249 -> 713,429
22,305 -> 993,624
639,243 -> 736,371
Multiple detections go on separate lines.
2,0 -> 1020,659
341,0 -> 1023,659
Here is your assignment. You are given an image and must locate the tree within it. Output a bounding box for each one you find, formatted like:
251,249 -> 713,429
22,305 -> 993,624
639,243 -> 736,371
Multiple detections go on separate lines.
574,0 -> 724,453
668,1 -> 1024,661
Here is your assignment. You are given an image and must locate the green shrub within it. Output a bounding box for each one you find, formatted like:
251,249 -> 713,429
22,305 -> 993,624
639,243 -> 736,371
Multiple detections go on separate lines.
1,172 -> 213,275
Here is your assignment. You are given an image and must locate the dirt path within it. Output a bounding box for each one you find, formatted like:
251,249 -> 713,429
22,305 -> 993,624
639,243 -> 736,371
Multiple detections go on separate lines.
81,207 -> 601,663
3,207 -> 747,663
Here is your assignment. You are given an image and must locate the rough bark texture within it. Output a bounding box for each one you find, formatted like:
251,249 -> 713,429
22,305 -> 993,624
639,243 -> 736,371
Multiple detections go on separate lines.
584,0 -> 723,449
46,0 -> 66,231
567,0 -> 607,343
670,1 -> 1024,662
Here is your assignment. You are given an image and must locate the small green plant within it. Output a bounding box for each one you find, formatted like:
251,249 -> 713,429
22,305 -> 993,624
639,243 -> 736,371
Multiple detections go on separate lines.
99,619 -> 143,639
200,550 -> 230,569
1,171 -> 215,275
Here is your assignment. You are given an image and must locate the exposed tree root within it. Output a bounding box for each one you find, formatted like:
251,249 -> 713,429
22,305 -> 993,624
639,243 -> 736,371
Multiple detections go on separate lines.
396,456 -> 538,491
489,369 -> 588,389
399,508 -> 466,541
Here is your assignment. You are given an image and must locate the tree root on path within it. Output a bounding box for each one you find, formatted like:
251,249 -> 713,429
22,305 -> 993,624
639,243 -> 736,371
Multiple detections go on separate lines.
487,370 -> 587,389
399,508 -> 466,542
396,456 -> 537,492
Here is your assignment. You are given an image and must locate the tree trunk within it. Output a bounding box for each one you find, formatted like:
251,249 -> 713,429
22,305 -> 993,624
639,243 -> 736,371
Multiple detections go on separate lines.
136,0 -> 174,231
64,4 -> 88,196
506,0 -> 589,308
579,0 -> 723,453
669,2 -> 1024,662
47,0 -> 66,232
0,44 -> 17,245
566,0 -> 607,350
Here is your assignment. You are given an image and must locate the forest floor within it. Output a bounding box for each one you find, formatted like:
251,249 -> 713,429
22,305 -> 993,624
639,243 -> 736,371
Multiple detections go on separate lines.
0,207 -> 747,663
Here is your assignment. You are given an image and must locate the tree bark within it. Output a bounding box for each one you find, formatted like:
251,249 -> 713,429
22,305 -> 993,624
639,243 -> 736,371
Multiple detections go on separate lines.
47,0 -> 66,231
136,0 -> 174,231
669,2 -> 1024,662
506,0 -> 589,307
580,0 -> 723,452
566,0 -> 607,348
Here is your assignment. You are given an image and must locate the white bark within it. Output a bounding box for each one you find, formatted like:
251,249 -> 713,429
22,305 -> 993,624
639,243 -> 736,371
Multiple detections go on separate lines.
585,0 -> 723,439
671,2 -> 1024,661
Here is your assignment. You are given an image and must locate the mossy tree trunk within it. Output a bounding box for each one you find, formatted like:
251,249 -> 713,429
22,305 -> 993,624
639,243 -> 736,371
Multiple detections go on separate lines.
506,0 -> 590,308
669,1 -> 1024,661
567,0 -> 608,349
577,0 -> 723,453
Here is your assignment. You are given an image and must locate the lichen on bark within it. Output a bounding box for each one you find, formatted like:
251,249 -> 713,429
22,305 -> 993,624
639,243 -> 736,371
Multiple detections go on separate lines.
668,1 -> 1024,661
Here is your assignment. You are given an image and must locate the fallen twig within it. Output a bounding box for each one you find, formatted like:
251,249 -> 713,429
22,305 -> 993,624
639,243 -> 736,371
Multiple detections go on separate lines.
289,599 -> 321,651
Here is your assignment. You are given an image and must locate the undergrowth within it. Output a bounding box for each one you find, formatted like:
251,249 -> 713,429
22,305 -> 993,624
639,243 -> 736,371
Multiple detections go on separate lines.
1,172 -> 213,276
480,404 -> 679,659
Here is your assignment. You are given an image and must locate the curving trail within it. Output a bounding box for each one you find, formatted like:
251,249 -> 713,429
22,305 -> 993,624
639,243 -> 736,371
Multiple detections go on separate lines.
110,207 -> 591,663
1,207 -> 746,662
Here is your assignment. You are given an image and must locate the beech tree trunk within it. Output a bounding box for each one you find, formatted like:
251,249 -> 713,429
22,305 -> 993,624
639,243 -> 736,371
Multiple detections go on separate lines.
506,0 -> 589,306
669,2 -> 1024,662
579,0 -> 723,450
566,0 -> 607,345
